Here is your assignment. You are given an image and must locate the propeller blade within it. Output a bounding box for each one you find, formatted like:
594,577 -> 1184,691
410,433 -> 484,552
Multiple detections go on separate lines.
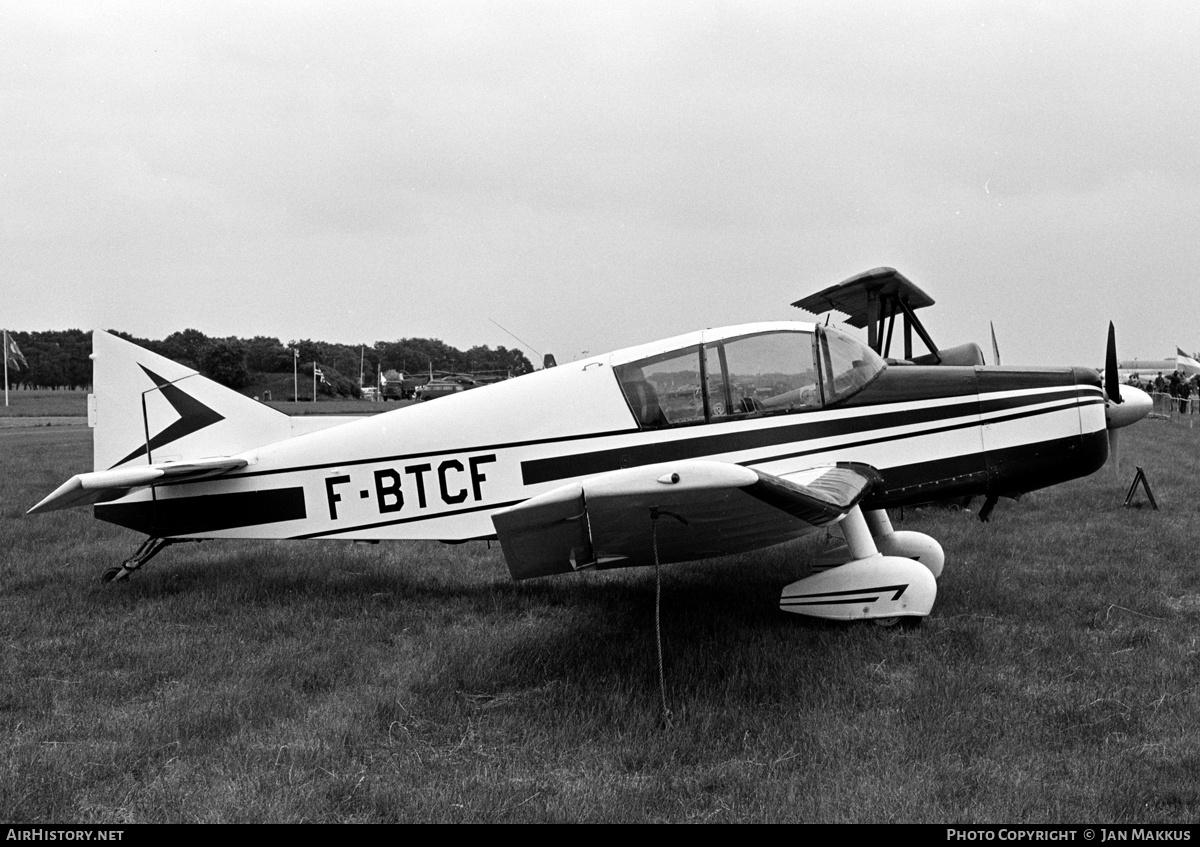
1109,428 -> 1120,476
990,321 -> 1001,367
1104,323 -> 1152,432
1105,322 -> 1121,404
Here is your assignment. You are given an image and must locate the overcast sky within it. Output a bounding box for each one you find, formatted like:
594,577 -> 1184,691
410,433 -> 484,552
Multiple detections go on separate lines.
3,1 -> 1197,367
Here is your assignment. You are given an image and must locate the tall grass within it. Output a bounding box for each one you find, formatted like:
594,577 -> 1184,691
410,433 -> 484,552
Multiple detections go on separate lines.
2,421 -> 1198,822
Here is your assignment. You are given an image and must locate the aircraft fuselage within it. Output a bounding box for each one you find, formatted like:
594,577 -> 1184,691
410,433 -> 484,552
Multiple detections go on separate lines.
91,322 -> 1109,545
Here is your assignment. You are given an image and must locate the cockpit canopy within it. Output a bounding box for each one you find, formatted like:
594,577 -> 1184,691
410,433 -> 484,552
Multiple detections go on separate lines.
614,325 -> 885,429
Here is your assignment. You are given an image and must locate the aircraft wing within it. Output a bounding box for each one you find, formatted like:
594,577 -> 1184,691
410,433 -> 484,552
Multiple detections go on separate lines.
792,266 -> 935,328
492,460 -> 878,580
27,456 -> 249,515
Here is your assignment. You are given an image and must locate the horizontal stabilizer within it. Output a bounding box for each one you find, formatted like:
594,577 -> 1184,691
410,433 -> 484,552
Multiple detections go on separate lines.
27,456 -> 248,514
492,460 -> 878,580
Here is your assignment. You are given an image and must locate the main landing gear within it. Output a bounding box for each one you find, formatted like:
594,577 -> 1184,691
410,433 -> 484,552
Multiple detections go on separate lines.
779,506 -> 943,625
101,537 -> 178,583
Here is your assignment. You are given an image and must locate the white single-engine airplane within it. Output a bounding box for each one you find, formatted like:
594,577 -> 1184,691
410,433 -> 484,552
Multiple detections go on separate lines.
29,307 -> 1150,624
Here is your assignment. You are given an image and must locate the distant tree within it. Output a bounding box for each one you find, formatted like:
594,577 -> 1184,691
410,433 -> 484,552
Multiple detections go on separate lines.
465,344 -> 533,376
8,330 -> 90,389
61,330 -> 92,389
201,339 -> 250,390
5,327 -> 529,394
158,328 -> 211,370
245,336 -> 293,373
376,338 -> 467,375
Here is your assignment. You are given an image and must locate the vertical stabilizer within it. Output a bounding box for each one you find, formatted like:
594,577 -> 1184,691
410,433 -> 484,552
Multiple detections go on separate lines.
92,330 -> 291,472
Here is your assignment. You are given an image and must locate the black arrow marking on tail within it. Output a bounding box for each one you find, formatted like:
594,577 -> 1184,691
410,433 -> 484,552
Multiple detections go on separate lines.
109,366 -> 225,468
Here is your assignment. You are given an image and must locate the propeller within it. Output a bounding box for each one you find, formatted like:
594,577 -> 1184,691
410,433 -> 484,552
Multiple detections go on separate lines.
1103,321 -> 1152,473
1105,322 -> 1120,404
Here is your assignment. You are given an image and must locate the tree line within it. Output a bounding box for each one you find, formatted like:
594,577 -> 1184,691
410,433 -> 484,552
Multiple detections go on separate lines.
4,329 -> 533,398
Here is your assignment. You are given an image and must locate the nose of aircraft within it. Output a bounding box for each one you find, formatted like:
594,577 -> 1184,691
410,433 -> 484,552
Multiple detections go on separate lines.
1106,384 -> 1152,430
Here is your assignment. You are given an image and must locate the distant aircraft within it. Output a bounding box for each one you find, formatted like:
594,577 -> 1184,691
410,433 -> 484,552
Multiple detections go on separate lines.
1115,349 -> 1200,384
29,301 -> 1150,625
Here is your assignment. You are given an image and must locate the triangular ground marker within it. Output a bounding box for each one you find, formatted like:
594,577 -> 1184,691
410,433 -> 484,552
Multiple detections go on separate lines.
1123,466 -> 1159,510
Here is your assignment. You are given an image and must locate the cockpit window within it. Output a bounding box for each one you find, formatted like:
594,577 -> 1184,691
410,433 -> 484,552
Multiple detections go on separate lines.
707,331 -> 821,418
614,327 -> 884,430
817,325 -> 885,405
615,348 -> 703,428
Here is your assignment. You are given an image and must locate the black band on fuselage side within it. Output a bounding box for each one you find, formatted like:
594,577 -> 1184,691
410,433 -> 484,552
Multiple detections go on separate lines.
521,397 -> 983,485
522,386 -> 1098,487
95,487 -> 307,537
739,396 -> 1103,473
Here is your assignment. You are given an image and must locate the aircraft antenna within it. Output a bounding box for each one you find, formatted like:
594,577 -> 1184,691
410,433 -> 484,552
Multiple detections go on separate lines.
488,318 -> 541,359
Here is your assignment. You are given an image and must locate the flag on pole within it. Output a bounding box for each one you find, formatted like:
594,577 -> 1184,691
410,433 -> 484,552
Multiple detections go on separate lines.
1176,347 -> 1200,377
314,364 -> 328,385
3,331 -> 27,370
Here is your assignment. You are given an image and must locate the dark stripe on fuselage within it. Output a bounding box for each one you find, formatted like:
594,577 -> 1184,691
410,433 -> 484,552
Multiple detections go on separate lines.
757,394 -> 1105,471
521,384 -> 1096,487
95,487 -> 307,537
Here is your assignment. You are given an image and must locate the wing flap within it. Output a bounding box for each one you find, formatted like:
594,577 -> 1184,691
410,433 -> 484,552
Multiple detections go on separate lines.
493,460 -> 878,580
27,456 -> 249,515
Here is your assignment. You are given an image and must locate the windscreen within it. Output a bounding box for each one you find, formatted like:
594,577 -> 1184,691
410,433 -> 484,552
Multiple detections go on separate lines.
818,326 -> 885,405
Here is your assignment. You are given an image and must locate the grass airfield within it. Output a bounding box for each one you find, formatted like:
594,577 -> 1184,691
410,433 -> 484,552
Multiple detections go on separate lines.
2,417 -> 1199,823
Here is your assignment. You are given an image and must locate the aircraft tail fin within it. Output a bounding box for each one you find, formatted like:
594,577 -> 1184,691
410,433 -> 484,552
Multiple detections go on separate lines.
90,330 -> 292,474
